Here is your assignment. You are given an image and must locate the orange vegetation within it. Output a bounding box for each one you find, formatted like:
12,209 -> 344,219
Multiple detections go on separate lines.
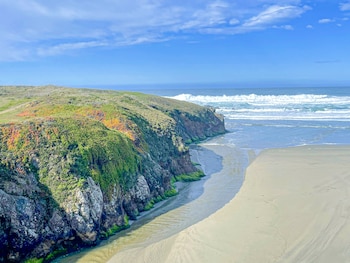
2,125 -> 20,150
103,118 -> 136,141
17,110 -> 36,118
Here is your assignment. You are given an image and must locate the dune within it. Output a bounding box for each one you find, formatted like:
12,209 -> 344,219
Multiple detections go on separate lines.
109,145 -> 350,263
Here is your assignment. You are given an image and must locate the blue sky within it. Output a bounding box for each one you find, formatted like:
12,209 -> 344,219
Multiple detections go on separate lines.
0,0 -> 350,87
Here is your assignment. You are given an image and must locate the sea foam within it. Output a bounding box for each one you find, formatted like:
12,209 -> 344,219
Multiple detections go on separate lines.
169,93 -> 350,121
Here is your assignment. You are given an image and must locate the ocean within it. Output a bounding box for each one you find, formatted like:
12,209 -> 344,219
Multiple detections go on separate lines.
58,85 -> 350,262
154,86 -> 350,150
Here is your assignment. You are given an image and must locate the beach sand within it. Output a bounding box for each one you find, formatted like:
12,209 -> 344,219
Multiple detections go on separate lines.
109,145 -> 350,263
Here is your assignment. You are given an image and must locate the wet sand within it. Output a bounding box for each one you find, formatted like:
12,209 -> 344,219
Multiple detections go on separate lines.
109,145 -> 350,263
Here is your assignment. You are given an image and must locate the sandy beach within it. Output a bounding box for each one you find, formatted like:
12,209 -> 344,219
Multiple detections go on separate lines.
109,145 -> 350,263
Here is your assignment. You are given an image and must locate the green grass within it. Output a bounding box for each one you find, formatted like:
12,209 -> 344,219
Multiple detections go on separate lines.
0,117 -> 140,203
24,258 -> 44,263
0,85 -> 219,156
144,199 -> 155,211
143,188 -> 178,211
44,248 -> 67,261
164,188 -> 178,197
23,248 -> 68,263
174,170 -> 205,182
100,215 -> 130,239
0,85 -> 204,129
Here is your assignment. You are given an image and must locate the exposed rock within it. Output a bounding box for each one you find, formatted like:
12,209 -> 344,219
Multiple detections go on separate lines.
133,175 -> 151,202
64,177 -> 103,243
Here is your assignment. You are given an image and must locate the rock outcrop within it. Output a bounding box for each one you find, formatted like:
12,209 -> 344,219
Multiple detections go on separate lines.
0,86 -> 225,262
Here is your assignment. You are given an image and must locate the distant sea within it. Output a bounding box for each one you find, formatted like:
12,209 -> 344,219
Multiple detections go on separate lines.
106,85 -> 350,151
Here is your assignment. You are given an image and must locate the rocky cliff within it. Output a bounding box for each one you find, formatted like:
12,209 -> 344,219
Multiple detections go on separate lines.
0,86 -> 225,262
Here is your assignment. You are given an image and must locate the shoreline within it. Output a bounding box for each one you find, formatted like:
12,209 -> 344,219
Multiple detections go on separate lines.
109,144 -> 350,263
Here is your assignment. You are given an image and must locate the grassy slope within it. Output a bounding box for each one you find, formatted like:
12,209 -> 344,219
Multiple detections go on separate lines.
0,86 -> 210,201
0,86 -> 204,124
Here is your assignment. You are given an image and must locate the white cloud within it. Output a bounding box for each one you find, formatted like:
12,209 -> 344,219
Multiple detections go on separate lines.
282,24 -> 294,30
179,0 -> 229,30
306,24 -> 313,29
318,18 -> 334,24
0,0 -> 311,60
273,24 -> 294,30
37,41 -> 108,56
229,18 -> 240,25
243,5 -> 307,27
340,1 -> 350,11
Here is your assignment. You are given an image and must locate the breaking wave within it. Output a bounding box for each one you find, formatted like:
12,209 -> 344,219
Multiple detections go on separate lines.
169,93 -> 350,121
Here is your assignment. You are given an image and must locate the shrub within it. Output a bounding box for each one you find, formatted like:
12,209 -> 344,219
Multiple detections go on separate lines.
164,188 -> 178,197
174,170 -> 205,182
144,200 -> 155,211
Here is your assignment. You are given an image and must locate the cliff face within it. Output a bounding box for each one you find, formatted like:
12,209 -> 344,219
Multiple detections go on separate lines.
0,86 -> 225,262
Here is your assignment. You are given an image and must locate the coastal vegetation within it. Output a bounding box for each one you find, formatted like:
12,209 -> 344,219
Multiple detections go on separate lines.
100,215 -> 130,239
174,170 -> 205,182
0,86 -> 225,262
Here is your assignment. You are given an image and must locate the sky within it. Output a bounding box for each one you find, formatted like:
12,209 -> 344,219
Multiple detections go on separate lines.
0,0 -> 350,88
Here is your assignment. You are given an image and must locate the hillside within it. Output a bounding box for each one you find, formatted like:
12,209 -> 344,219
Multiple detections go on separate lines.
0,86 -> 225,262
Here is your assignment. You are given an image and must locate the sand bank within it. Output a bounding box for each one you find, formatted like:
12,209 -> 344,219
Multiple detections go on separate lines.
109,145 -> 350,263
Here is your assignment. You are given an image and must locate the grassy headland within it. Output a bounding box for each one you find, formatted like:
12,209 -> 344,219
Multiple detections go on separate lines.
0,85 -> 225,262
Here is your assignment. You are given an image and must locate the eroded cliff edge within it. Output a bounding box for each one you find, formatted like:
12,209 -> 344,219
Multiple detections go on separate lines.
0,86 -> 225,262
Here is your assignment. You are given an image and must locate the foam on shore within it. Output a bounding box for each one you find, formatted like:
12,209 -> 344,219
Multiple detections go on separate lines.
109,145 -> 350,263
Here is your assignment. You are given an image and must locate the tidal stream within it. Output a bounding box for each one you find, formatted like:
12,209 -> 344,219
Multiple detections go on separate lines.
56,135 -> 251,263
